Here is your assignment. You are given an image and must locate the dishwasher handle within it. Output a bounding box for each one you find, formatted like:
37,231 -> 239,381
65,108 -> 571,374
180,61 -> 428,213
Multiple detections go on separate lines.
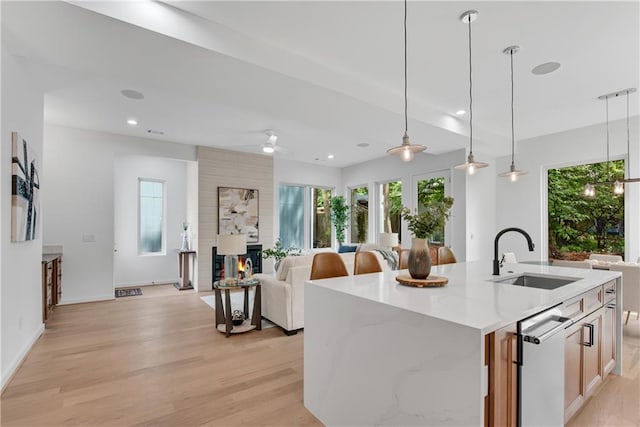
523,316 -> 572,345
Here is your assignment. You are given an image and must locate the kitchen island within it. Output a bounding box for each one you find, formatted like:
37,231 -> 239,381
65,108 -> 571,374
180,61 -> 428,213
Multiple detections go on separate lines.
303,261 -> 621,426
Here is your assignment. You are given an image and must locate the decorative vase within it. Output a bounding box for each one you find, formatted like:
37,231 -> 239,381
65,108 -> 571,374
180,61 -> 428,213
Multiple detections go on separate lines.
180,231 -> 190,251
408,238 -> 432,280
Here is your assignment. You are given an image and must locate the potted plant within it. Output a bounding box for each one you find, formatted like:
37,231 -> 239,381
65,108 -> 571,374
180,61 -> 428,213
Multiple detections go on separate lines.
262,239 -> 301,271
330,196 -> 350,245
401,197 -> 454,279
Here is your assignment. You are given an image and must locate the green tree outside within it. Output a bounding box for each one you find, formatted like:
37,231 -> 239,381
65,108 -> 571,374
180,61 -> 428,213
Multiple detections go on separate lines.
548,160 -> 625,259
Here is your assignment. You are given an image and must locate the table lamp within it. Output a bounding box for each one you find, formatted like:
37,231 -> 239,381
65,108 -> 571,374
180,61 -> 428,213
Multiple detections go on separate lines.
379,232 -> 399,249
217,234 -> 247,285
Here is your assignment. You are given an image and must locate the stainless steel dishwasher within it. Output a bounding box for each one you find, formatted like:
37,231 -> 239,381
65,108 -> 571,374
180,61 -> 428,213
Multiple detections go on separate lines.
517,305 -> 572,427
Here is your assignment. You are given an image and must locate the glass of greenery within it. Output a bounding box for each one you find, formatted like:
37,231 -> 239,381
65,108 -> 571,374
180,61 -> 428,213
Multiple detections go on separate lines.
262,239 -> 302,271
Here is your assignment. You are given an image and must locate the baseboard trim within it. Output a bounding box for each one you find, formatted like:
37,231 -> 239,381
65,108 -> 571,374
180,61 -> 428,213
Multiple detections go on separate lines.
115,280 -> 178,288
1,323 -> 45,392
58,295 -> 115,305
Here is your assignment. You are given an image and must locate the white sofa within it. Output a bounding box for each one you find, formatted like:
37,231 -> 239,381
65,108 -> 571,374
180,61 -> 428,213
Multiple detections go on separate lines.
254,251 -> 390,334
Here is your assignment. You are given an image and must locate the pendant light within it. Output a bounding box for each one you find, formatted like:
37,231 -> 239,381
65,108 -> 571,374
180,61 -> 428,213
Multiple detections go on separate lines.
499,46 -> 527,182
585,87 -> 639,197
386,0 -> 426,162
454,10 -> 488,174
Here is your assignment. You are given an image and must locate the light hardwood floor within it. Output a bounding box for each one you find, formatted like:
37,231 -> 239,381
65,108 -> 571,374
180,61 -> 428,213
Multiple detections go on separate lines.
2,287 -> 639,426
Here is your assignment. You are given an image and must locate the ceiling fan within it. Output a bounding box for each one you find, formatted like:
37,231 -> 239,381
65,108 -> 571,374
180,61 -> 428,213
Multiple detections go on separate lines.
261,130 -> 284,154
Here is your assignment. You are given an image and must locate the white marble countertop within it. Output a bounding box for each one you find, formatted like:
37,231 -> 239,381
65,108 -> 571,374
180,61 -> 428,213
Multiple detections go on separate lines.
307,261 -> 621,334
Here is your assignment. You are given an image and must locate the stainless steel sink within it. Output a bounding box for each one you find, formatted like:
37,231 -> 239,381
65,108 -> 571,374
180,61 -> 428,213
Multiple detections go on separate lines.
492,273 -> 579,290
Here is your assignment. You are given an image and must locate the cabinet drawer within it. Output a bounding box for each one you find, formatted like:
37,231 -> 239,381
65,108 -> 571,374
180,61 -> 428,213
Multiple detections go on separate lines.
603,280 -> 616,303
560,295 -> 583,322
583,286 -> 603,314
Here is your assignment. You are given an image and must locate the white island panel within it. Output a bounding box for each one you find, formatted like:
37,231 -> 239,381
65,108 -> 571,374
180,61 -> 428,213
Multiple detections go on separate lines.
304,283 -> 484,426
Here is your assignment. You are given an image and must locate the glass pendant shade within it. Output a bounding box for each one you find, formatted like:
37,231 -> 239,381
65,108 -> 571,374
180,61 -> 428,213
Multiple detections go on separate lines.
454,153 -> 489,175
498,163 -> 527,182
387,133 -> 425,162
584,183 -> 595,197
614,180 -> 624,195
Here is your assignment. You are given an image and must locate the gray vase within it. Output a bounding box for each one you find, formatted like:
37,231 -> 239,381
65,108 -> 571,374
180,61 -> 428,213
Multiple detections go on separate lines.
408,238 -> 432,279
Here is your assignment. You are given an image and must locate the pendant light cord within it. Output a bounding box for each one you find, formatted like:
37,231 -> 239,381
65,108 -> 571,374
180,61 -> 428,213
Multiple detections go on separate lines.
404,0 -> 408,134
468,15 -> 473,155
606,95 -> 610,180
627,90 -> 631,179
510,49 -> 515,167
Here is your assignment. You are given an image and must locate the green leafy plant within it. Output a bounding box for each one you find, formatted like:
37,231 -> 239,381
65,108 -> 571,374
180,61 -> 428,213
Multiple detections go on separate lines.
261,239 -> 301,265
401,197 -> 454,240
330,196 -> 350,244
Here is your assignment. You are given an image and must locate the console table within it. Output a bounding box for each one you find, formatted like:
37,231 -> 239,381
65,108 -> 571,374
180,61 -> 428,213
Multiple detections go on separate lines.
176,251 -> 196,290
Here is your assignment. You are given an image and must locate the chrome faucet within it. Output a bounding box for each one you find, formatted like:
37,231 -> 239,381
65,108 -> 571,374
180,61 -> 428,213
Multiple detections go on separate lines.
493,227 -> 535,275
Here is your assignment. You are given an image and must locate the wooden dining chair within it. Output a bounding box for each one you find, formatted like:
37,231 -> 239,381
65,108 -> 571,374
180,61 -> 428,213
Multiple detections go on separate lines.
354,251 -> 382,275
437,246 -> 457,265
310,253 -> 349,280
398,249 -> 410,270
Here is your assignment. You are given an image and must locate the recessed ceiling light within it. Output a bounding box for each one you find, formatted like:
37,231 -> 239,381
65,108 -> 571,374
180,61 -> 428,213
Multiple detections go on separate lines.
327,154 -> 334,159
357,143 -> 370,148
121,89 -> 144,100
127,119 -> 138,126
455,110 -> 466,116
532,62 -> 561,75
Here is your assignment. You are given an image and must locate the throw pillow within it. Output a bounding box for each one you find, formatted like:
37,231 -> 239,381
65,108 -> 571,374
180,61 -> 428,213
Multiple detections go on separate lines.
338,244 -> 358,253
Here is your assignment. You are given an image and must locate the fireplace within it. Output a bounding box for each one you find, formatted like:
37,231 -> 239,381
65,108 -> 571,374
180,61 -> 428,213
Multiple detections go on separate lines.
212,244 -> 262,288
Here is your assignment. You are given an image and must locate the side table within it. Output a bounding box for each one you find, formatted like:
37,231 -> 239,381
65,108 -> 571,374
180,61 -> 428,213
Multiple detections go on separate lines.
213,279 -> 261,337
176,251 -> 196,290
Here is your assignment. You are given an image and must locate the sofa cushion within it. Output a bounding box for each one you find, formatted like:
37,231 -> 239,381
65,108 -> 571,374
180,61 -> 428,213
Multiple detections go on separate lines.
276,254 -> 314,281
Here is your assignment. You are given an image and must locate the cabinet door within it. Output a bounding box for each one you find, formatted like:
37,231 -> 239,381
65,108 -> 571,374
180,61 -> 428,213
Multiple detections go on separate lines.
601,304 -> 616,377
488,323 -> 517,427
583,310 -> 603,398
564,321 -> 585,423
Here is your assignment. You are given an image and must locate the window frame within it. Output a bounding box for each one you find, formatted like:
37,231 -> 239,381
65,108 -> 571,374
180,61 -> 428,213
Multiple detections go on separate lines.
138,178 -> 166,256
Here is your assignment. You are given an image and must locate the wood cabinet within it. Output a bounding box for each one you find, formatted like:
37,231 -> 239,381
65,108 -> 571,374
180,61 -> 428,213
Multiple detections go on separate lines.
486,323 -> 517,427
42,255 -> 62,322
564,287 -> 613,423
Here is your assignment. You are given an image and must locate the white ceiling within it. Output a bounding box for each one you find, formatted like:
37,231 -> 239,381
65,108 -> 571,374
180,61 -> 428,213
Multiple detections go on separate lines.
2,1 -> 638,167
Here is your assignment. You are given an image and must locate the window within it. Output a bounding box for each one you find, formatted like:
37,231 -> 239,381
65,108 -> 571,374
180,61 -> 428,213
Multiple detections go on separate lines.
350,186 -> 368,243
547,160 -> 625,260
139,179 -> 164,254
278,184 -> 334,250
279,185 -> 304,249
415,175 -> 446,245
312,187 -> 332,248
379,180 -> 402,243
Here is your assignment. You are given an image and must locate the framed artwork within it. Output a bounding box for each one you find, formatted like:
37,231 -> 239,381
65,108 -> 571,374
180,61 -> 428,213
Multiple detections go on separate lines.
218,187 -> 259,242
11,132 -> 40,242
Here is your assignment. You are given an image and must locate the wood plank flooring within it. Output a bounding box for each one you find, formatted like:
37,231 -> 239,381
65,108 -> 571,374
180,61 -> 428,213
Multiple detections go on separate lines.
1,287 -> 321,426
2,286 -> 639,426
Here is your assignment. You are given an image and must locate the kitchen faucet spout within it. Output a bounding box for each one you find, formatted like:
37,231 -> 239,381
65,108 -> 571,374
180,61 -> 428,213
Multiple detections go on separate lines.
493,227 -> 535,275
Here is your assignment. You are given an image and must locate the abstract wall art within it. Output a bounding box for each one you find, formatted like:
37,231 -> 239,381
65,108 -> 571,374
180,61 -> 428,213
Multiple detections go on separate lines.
218,187 -> 259,242
11,131 -> 40,242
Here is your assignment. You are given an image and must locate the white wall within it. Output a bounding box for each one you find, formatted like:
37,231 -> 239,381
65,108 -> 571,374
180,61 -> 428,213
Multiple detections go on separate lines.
113,155 -> 187,287
42,125 -> 196,304
496,117 -> 640,263
185,160 -> 199,289
341,150 -> 468,260
1,49 -> 45,389
465,151 -> 497,262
